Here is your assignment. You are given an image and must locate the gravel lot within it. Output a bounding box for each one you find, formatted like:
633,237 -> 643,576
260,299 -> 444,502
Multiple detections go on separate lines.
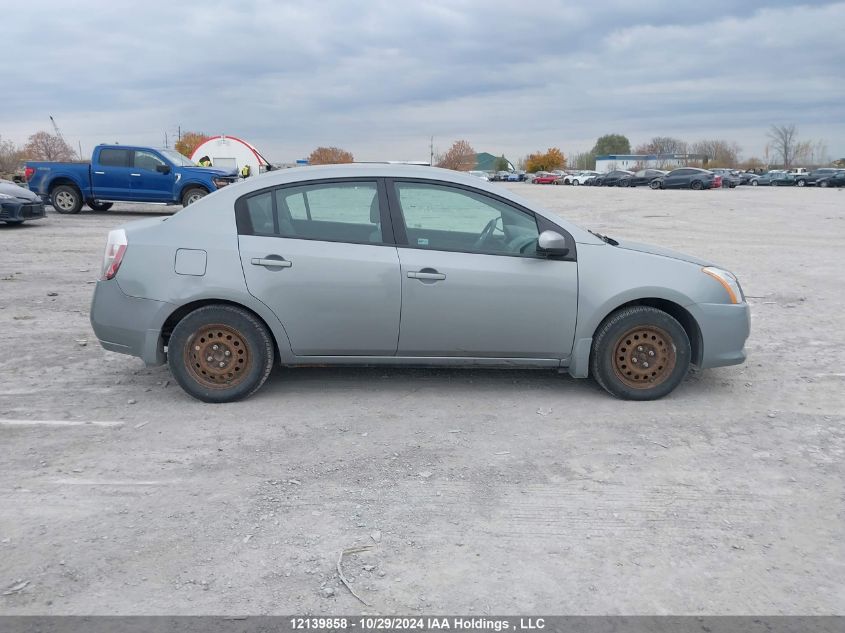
0,184 -> 843,615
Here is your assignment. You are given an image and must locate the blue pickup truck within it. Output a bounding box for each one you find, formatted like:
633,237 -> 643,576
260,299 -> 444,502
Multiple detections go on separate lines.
25,144 -> 238,213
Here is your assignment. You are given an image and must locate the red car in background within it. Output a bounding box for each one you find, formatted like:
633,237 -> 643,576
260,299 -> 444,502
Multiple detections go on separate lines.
531,173 -> 558,184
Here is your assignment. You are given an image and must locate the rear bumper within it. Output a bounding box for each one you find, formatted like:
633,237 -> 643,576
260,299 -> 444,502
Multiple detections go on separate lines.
0,199 -> 46,222
90,280 -> 174,366
688,301 -> 751,369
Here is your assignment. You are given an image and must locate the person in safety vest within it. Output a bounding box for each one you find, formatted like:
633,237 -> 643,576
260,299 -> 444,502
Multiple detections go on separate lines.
240,164 -> 251,178
198,156 -> 212,167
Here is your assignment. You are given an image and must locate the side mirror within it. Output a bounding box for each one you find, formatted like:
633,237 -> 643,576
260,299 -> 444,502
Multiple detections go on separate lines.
537,230 -> 569,257
156,164 -> 171,175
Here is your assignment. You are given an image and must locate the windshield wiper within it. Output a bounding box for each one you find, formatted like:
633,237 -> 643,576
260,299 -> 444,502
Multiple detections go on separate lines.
589,229 -> 618,246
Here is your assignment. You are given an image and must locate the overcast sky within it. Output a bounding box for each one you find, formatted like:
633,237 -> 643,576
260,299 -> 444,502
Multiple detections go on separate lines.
3,1 -> 843,163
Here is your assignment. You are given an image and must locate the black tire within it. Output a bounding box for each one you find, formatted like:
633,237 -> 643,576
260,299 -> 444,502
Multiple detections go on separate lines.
649,180 -> 661,190
181,187 -> 208,206
796,179 -> 806,187
167,305 -> 274,403
571,180 -> 580,186
590,306 -> 691,401
51,184 -> 83,214
690,180 -> 703,190
820,180 -> 829,188
87,200 -> 113,211
751,180 -> 758,186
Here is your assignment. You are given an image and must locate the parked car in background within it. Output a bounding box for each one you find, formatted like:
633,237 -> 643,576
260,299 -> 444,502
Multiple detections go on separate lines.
619,169 -> 667,187
532,173 -> 559,184
756,171 -> 796,186
816,170 -> 845,187
710,169 -> 740,188
740,172 -> 760,186
793,168 -> 841,187
90,164 -> 749,403
650,168 -> 719,190
0,179 -> 47,225
567,171 -> 600,185
25,144 -> 238,214
596,170 -> 635,187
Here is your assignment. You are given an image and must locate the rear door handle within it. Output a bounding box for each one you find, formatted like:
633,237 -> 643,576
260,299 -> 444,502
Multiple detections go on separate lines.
251,257 -> 292,269
408,270 -> 445,281
130,173 -> 141,177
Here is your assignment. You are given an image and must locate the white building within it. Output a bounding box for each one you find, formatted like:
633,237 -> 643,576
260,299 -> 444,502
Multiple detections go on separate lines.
595,153 -> 707,173
190,135 -> 272,175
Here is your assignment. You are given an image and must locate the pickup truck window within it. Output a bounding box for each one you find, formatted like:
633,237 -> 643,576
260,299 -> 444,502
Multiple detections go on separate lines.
134,150 -> 166,171
161,149 -> 196,167
100,148 -> 131,167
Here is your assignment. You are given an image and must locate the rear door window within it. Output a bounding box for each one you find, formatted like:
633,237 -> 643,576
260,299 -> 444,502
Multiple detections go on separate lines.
99,149 -> 130,167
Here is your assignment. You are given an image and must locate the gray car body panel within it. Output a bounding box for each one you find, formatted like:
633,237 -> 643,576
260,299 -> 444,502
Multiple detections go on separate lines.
89,164 -> 749,378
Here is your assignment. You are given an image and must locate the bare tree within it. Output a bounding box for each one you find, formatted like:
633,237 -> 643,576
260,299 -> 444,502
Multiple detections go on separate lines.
307,146 -> 354,165
767,124 -> 800,168
0,136 -> 23,173
691,139 -> 742,167
22,131 -> 77,162
635,136 -> 688,156
436,140 -> 476,171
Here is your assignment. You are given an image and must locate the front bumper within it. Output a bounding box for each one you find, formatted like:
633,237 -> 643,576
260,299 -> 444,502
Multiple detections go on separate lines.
0,199 -> 46,222
688,301 -> 751,369
90,280 -> 174,366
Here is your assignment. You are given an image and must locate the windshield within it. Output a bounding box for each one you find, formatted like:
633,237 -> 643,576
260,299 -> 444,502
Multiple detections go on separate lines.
160,149 -> 196,166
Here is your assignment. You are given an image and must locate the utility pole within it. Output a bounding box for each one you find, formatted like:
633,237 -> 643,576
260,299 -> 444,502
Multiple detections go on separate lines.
429,136 -> 434,166
164,132 -> 169,148
178,126 -> 181,143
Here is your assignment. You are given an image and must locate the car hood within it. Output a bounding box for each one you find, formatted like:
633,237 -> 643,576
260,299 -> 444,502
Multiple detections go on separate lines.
179,166 -> 238,178
0,180 -> 39,201
613,239 -> 713,267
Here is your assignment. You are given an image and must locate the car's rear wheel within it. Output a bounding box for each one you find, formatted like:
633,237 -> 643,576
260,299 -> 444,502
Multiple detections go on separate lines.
796,179 -> 806,187
751,180 -> 758,186
87,200 -> 113,211
590,306 -> 691,400
167,305 -> 274,403
181,187 -> 208,206
571,180 -> 580,186
51,185 -> 83,214
820,180 -> 829,188
649,180 -> 661,190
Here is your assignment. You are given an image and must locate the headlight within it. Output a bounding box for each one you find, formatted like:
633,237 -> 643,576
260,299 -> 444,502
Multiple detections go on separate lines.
212,177 -> 231,188
702,266 -> 744,304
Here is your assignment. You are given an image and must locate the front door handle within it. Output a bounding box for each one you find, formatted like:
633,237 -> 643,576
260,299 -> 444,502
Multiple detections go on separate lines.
94,171 -> 105,175
408,270 -> 445,281
130,173 -> 141,177
251,257 -> 292,269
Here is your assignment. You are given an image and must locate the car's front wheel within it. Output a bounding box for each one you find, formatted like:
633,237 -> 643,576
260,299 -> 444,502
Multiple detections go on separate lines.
167,305 -> 275,403
181,187 -> 208,206
796,179 -> 806,187
590,306 -> 691,400
649,180 -> 662,190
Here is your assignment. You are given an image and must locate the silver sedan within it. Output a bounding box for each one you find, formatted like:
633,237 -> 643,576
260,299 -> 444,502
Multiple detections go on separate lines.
90,165 -> 750,402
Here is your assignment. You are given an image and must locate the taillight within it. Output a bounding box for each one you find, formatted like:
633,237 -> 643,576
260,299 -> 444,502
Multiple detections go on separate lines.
24,167 -> 35,181
101,229 -> 128,280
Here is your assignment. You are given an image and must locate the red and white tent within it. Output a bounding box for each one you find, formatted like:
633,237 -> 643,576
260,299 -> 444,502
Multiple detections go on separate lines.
190,135 -> 271,175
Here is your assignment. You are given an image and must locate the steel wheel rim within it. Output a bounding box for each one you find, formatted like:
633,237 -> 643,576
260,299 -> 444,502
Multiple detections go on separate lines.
184,323 -> 251,390
186,193 -> 204,205
55,191 -> 75,210
612,325 -> 676,389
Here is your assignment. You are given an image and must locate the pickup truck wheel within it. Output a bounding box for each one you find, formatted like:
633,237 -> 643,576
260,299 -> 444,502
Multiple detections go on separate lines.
796,179 -> 806,187
590,306 -> 690,401
87,200 -> 113,211
51,185 -> 82,214
181,187 -> 207,206
167,305 -> 275,403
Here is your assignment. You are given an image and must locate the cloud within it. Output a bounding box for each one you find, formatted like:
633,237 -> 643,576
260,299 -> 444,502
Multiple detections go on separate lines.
2,0 -> 843,162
